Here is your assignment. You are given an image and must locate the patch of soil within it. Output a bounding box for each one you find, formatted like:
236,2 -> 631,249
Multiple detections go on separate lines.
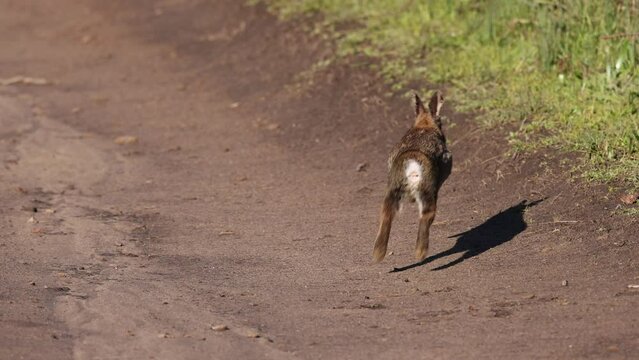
0,0 -> 636,359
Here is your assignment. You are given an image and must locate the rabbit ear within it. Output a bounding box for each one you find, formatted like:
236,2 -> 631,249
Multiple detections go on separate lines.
428,91 -> 444,117
414,93 -> 427,116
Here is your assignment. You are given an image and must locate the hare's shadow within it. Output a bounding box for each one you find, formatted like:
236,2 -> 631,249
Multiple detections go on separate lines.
390,199 -> 543,273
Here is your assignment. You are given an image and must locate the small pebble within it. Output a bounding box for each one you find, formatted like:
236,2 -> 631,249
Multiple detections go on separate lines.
243,329 -> 260,338
114,135 -> 138,145
211,324 -> 229,332
562,280 -> 568,286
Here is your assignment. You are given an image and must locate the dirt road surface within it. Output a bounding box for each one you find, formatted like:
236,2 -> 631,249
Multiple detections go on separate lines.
1,1 -> 637,359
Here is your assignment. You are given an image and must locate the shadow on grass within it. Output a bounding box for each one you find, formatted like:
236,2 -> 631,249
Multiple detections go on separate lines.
390,199 -> 543,273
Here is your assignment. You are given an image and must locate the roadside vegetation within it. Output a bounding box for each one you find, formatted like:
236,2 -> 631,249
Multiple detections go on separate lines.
255,0 -> 639,189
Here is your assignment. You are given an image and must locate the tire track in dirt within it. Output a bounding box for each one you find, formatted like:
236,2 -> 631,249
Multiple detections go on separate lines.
0,88 -> 295,359
0,1 -> 300,358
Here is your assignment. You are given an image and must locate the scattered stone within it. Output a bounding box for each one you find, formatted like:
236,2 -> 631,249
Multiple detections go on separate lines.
612,239 -> 626,247
243,329 -> 260,338
360,303 -> 385,310
158,332 -> 169,338
50,287 -> 70,292
218,230 -> 235,236
562,280 -> 568,286
27,216 -> 37,224
265,123 -> 279,131
628,284 -> 639,289
211,324 -> 229,332
114,135 -> 138,145
356,162 -> 369,172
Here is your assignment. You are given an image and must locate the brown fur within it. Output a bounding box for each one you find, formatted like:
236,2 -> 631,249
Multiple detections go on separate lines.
373,91 -> 452,262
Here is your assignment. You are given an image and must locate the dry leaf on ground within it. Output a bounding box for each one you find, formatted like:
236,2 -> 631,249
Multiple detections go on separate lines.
620,193 -> 638,205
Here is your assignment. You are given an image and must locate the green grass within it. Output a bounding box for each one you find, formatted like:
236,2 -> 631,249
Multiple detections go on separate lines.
254,0 -> 639,189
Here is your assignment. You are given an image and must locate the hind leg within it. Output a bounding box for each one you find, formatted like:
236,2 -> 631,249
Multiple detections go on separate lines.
373,189 -> 401,262
415,195 -> 437,261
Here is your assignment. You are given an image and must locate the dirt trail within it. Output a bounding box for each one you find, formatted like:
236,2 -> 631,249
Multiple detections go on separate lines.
0,1 -> 637,359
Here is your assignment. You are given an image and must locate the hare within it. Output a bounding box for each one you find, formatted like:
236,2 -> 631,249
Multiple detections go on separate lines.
373,91 -> 452,262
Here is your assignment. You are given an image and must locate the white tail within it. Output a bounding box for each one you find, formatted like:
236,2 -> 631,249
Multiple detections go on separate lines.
404,159 -> 422,191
